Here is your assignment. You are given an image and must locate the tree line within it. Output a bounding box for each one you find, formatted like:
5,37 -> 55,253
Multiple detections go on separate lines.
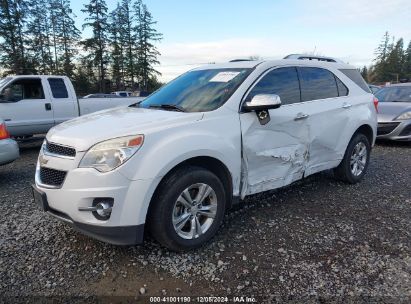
0,0 -> 162,95
361,32 -> 411,84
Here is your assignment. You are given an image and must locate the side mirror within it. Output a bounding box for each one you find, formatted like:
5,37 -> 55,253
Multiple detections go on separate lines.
243,94 -> 282,111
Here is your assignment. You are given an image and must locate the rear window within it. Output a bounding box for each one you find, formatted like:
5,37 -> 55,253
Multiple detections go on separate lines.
48,78 -> 69,98
299,67 -> 339,101
339,69 -> 370,93
375,86 -> 411,102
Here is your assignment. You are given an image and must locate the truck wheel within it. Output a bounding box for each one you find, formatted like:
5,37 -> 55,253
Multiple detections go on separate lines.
334,133 -> 371,184
148,166 -> 226,251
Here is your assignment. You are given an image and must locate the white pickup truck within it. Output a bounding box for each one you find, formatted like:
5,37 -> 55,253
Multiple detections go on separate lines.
0,75 -> 144,137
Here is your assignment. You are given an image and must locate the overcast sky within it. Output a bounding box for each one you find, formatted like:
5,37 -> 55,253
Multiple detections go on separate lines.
71,0 -> 411,82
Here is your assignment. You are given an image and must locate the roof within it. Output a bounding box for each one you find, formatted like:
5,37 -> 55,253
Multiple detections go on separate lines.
193,59 -> 354,71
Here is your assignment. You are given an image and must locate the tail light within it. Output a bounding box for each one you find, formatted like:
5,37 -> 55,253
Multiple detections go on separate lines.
373,97 -> 379,113
0,123 -> 10,140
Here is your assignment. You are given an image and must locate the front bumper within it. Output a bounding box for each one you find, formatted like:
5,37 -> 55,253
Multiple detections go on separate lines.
32,184 -> 144,245
33,143 -> 161,245
0,138 -> 19,165
377,120 -> 411,141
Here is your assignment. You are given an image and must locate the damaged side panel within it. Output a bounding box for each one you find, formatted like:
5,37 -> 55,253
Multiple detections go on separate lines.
240,109 -> 310,198
240,97 -> 352,198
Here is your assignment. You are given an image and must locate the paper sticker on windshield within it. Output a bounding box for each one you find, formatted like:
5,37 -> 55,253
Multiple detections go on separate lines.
209,72 -> 240,83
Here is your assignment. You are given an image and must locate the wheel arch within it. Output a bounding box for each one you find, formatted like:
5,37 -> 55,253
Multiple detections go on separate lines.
146,156 -> 234,224
353,124 -> 374,146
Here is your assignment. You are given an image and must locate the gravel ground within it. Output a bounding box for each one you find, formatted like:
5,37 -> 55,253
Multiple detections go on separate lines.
0,139 -> 410,302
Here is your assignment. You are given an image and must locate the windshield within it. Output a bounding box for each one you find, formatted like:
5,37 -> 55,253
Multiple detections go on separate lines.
0,77 -> 12,91
139,68 -> 251,112
375,86 -> 411,102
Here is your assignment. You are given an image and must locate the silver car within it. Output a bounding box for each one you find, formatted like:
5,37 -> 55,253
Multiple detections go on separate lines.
0,119 -> 19,165
375,83 -> 411,141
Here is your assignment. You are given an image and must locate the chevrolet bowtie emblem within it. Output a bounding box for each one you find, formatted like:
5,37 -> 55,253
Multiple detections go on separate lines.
39,155 -> 49,166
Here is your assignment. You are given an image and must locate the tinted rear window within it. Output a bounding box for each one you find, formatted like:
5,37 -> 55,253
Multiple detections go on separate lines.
48,78 -> 69,98
339,69 -> 370,93
375,86 -> 411,102
247,67 -> 301,105
299,67 -> 338,101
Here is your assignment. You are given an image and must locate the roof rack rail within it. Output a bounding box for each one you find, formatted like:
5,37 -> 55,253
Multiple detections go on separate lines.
284,54 -> 343,63
229,59 -> 254,62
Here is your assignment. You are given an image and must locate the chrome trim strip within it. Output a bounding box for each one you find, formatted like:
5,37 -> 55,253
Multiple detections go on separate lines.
43,150 -> 75,160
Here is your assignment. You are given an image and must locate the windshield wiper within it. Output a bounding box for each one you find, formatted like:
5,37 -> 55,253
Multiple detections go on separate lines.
148,104 -> 186,112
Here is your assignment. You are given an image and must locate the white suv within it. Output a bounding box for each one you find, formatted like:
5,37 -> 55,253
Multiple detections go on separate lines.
33,58 -> 377,251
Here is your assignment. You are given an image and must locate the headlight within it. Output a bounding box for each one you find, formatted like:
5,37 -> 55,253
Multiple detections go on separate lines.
79,135 -> 144,172
395,111 -> 411,120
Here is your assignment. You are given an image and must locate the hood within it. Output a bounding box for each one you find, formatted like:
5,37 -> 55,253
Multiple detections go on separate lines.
47,107 -> 203,151
377,102 -> 411,122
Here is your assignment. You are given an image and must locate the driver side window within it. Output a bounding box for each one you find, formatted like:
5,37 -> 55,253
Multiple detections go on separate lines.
247,67 -> 301,105
2,79 -> 44,102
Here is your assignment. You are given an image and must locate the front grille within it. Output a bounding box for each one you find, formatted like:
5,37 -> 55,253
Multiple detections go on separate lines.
399,125 -> 411,136
39,167 -> 67,187
377,122 -> 400,136
46,142 -> 76,158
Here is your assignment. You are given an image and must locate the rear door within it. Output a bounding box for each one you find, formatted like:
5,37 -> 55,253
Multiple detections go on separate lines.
0,78 -> 54,136
47,77 -> 78,125
297,67 -> 350,176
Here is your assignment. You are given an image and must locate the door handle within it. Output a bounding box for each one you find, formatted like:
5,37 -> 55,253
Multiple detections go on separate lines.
294,113 -> 309,120
342,103 -> 352,109
45,103 -> 52,111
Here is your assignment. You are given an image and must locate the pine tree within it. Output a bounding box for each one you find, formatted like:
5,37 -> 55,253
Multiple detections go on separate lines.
373,32 -> 393,82
386,38 -> 404,82
404,41 -> 411,80
82,0 -> 109,92
109,4 -> 126,90
360,66 -> 368,82
0,0 -> 30,74
59,0 -> 81,78
26,0 -> 54,74
134,0 -> 162,91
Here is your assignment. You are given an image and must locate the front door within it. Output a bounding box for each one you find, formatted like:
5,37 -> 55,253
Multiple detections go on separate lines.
0,78 -> 54,136
239,67 -> 311,196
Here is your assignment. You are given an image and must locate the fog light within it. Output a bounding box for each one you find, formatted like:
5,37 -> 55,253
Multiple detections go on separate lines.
78,198 -> 114,221
93,199 -> 113,220
95,202 -> 112,217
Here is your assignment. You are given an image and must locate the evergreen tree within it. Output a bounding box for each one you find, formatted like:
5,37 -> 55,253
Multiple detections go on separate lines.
404,41 -> 411,80
27,0 -> 54,74
373,32 -> 392,82
109,4 -> 126,90
134,0 -> 162,91
360,66 -> 368,82
121,0 -> 137,85
82,0 -> 109,92
0,0 -> 30,74
58,0 -> 81,78
386,38 -> 404,82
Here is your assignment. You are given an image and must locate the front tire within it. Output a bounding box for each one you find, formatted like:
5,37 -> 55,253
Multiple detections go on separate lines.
334,133 -> 371,183
148,166 -> 226,251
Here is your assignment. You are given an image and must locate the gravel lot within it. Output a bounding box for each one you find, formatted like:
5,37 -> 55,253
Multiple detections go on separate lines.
0,139 -> 410,302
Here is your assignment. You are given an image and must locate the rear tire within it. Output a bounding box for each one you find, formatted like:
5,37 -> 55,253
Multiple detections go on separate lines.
334,133 -> 371,184
148,166 -> 226,252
